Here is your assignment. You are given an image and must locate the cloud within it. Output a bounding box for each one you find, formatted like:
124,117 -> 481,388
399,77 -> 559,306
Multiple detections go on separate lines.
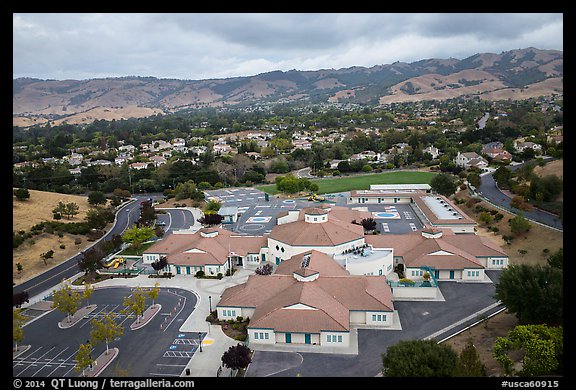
13,13 -> 563,80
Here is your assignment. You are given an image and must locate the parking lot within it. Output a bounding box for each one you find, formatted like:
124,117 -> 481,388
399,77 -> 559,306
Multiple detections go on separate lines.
205,188 -> 424,235
14,287 -> 199,377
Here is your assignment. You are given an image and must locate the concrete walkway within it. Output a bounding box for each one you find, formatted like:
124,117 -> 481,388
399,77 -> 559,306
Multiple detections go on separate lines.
78,268 -> 254,377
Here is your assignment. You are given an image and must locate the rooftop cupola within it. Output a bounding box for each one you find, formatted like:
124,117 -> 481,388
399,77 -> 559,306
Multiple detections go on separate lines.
304,207 -> 329,224
421,226 -> 443,239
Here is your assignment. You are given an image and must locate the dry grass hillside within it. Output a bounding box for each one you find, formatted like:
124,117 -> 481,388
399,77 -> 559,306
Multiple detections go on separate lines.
443,187 -> 562,376
13,189 -> 92,232
12,189 -> 111,284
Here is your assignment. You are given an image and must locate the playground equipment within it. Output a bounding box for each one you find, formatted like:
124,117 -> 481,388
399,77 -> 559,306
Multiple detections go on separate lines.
103,257 -> 125,269
307,193 -> 326,202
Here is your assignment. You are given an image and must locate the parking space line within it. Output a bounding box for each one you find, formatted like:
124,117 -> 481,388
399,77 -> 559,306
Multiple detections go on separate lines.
46,348 -> 79,377
31,347 -> 69,377
16,346 -> 55,377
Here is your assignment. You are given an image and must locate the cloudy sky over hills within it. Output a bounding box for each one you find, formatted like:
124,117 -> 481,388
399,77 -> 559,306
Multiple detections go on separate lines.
13,13 -> 563,81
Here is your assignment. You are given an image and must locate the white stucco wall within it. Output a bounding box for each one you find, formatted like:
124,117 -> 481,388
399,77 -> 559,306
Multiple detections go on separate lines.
484,256 -> 508,269
249,329 -> 275,344
392,286 -> 439,299
217,307 -> 243,320
142,253 -> 160,264
343,249 -> 393,276
364,311 -> 394,326
462,268 -> 485,281
267,238 -> 365,264
347,196 -> 412,205
320,331 -> 350,347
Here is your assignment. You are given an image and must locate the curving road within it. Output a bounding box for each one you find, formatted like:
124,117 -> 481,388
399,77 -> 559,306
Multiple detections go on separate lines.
13,194 -> 197,300
476,159 -> 562,231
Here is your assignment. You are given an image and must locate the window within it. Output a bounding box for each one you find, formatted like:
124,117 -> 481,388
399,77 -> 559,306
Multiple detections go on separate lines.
337,335 -> 342,342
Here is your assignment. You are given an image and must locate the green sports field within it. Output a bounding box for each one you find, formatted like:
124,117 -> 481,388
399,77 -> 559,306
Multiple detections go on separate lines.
256,170 -> 437,195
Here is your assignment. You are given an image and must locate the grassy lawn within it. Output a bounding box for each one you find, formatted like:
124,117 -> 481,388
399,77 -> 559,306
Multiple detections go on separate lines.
116,241 -> 156,256
256,170 -> 437,195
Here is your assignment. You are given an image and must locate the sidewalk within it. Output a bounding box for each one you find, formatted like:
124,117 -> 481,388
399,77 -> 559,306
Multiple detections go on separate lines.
79,268 -> 253,377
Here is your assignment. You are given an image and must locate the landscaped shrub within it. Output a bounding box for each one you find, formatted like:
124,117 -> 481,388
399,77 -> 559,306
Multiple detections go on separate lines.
195,270 -> 205,278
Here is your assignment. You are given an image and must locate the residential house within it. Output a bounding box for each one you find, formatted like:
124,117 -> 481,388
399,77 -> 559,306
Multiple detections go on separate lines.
482,142 -> 512,162
129,162 -> 150,170
63,153 -> 84,166
455,152 -> 489,170
422,145 -> 440,159
349,150 -> 379,162
172,138 -> 186,148
293,139 -> 312,150
87,159 -> 112,167
149,155 -> 167,167
514,139 -> 542,154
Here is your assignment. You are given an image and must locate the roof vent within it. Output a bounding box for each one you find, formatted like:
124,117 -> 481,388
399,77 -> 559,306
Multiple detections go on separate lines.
301,254 -> 311,268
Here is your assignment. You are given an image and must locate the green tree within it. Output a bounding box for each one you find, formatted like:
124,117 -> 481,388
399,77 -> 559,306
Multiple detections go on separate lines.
382,339 -> 457,377
547,248 -> 563,269
85,206 -> 114,229
13,309 -> 27,352
509,213 -> 531,236
430,173 -> 457,197
494,264 -> 563,325
122,287 -> 147,324
493,324 -> 563,376
204,199 -> 222,213
90,312 -> 124,355
40,250 -> 54,266
146,282 -> 160,306
83,283 -> 95,305
75,343 -> 94,377
53,201 -> 80,219
121,226 -> 156,254
467,171 -> 481,188
51,284 -> 83,323
174,180 -> 198,201
88,190 -> 107,206
453,338 -> 487,377
13,188 -> 30,201
479,212 -> 493,225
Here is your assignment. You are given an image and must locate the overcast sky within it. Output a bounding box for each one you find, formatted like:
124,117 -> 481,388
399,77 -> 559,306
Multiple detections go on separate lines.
13,13 -> 563,81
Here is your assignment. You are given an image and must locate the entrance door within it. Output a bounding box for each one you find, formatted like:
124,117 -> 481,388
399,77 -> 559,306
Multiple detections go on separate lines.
285,333 -> 291,343
305,334 -> 311,344
434,270 -> 440,279
449,270 -> 455,279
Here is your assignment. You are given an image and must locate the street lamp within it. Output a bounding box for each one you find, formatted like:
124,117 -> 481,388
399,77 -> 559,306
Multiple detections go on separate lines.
198,333 -> 203,352
208,296 -> 212,314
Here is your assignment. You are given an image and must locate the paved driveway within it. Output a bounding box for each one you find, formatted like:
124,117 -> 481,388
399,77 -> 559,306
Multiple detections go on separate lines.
246,271 -> 503,377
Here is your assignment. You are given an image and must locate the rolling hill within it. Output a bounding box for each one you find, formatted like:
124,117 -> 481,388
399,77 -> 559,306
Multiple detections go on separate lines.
13,47 -> 563,126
